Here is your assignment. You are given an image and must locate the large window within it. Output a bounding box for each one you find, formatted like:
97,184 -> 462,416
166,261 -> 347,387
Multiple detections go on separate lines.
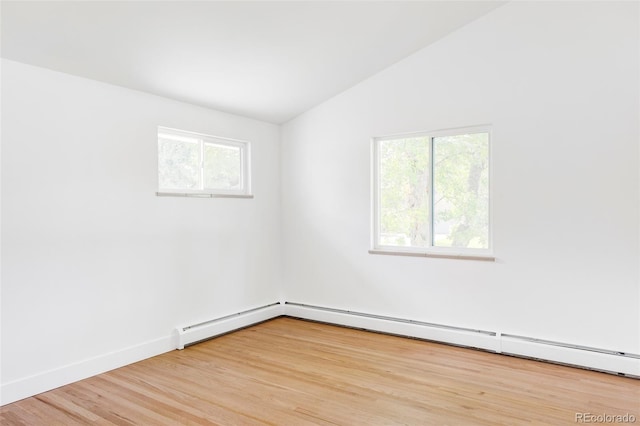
157,127 -> 251,197
371,127 -> 491,259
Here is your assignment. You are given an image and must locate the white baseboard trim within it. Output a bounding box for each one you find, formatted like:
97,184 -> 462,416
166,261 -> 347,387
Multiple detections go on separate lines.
0,335 -> 175,406
1,302 -> 284,406
282,302 -> 640,378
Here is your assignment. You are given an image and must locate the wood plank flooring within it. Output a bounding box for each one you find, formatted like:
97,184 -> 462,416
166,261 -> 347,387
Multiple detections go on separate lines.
2,317 -> 638,425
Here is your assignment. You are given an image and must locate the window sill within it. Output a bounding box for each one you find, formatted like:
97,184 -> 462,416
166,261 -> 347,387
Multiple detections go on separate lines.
368,249 -> 495,262
156,192 -> 254,199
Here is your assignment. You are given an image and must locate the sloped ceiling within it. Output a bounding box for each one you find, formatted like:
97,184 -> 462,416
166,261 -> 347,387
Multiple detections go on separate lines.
1,1 -> 505,124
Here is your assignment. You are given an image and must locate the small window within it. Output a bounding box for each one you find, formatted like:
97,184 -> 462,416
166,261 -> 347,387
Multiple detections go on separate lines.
157,127 -> 251,197
371,127 -> 491,258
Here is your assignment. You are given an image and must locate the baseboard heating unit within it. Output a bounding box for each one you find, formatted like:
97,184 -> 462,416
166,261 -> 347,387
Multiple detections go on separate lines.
174,301 -> 639,377
4,301 -> 636,407
500,334 -> 640,377
282,302 -> 640,378
283,302 -> 499,351
175,302 -> 283,349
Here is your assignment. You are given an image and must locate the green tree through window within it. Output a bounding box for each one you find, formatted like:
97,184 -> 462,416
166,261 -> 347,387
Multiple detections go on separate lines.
433,133 -> 489,249
374,129 -> 490,252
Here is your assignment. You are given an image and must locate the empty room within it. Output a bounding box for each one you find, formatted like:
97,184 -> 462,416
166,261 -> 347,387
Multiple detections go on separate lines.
1,1 -> 639,424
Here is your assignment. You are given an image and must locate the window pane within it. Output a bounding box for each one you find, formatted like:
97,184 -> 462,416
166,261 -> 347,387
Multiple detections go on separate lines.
378,137 -> 429,247
158,137 -> 200,190
203,143 -> 242,190
433,133 -> 489,249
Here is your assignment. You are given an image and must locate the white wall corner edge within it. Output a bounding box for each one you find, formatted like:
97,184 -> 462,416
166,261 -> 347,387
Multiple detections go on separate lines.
0,335 -> 175,406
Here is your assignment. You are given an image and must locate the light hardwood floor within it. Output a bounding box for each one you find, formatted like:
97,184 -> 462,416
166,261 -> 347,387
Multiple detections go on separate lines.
1,317 -> 638,425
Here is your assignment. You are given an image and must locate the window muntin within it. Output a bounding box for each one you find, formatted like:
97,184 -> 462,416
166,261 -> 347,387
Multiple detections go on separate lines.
373,127 -> 491,255
158,127 -> 251,196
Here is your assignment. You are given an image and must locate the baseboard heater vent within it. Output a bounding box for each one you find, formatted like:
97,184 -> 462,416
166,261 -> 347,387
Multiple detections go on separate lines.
175,302 -> 283,349
285,302 -> 495,335
283,302 -> 498,352
283,302 -> 640,377
502,334 -> 640,357
173,301 -> 639,377
500,334 -> 640,378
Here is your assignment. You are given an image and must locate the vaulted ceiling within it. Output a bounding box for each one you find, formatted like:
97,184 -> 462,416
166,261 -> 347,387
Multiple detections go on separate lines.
1,1 -> 505,124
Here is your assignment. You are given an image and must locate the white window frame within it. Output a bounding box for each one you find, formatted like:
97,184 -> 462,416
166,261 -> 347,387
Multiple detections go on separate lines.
370,125 -> 494,261
156,126 -> 252,198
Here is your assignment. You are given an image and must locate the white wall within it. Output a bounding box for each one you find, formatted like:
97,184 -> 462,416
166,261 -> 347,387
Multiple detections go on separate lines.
281,1 -> 640,354
1,59 -> 281,400
2,0 -> 639,405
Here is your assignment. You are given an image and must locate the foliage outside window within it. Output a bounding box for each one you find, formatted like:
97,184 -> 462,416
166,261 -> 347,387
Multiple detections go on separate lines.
372,127 -> 491,256
158,127 -> 251,196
